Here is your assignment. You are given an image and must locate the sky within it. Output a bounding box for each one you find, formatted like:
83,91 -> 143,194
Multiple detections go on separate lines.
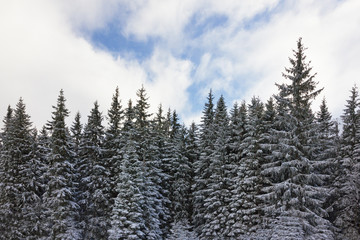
1,0 -> 359,128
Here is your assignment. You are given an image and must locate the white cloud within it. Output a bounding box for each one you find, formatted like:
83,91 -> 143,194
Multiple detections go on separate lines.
1,0 -> 359,128
143,48 -> 193,119
188,0 -> 360,120
0,0 -> 192,127
55,0 -> 122,33
121,0 -> 279,50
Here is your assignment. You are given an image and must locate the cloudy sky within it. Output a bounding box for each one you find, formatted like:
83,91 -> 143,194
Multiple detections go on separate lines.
1,0 -> 359,128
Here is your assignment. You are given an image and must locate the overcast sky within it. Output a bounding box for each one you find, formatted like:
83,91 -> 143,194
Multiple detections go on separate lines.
1,0 -> 359,128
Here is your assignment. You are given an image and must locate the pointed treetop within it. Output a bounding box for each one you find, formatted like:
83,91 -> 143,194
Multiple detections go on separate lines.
214,95 -> 228,124
277,38 -> 322,121
135,85 -> 151,129
13,97 -> 32,132
48,89 -> 70,131
201,89 -> 215,128
2,105 -> 13,130
107,86 -> 123,135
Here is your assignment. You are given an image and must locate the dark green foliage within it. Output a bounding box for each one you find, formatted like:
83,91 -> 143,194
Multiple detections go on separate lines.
78,101 -> 111,239
332,86 -> 360,240
262,38 -> 333,239
104,87 -> 124,203
192,90 -> 215,235
43,90 -> 81,240
0,99 -> 45,239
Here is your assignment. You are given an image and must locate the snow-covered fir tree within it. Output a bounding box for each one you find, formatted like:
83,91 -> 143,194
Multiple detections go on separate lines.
200,95 -> 231,239
332,85 -> 360,240
134,86 -> 165,239
170,123 -> 193,225
109,109 -> 147,240
192,90 -> 216,236
151,105 -> 173,235
78,101 -> 111,239
0,105 -> 15,238
104,87 -> 124,203
226,101 -> 248,238
185,122 -> 199,222
261,38 -> 334,239
42,90 -> 81,240
232,97 -> 266,239
0,99 -> 44,239
313,99 -> 339,220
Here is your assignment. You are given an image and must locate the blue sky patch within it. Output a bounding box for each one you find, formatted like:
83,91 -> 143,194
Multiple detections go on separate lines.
90,22 -> 155,60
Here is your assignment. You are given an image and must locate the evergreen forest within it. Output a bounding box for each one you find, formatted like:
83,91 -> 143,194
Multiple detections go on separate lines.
1,38 -> 360,240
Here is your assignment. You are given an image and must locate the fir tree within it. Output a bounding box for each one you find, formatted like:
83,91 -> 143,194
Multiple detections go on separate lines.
71,112 -> 83,153
109,134 -> 147,240
43,90 -> 81,240
104,87 -> 124,203
201,95 -> 230,239
185,122 -> 199,224
192,90 -> 215,234
332,86 -> 360,240
171,123 -> 192,223
226,101 -> 248,238
234,97 -> 265,238
151,105 -> 174,237
263,38 -> 333,239
313,99 -> 339,214
134,86 -> 164,239
78,101 -> 111,239
0,99 -> 47,239
70,112 -> 82,228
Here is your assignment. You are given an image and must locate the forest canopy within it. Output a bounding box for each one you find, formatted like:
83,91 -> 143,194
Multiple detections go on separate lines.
0,38 -> 359,240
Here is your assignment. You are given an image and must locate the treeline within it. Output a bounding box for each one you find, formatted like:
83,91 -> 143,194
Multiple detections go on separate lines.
0,38 -> 359,240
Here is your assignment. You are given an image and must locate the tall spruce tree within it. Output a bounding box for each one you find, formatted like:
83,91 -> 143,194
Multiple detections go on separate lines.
263,38 -> 334,239
0,106 -> 14,237
192,90 -> 215,235
109,99 -> 148,240
104,87 -> 124,204
109,133 -> 147,240
70,112 -> 82,229
167,122 -> 199,239
134,86 -> 164,239
226,101 -> 248,238
332,86 -> 360,240
0,99 -> 44,239
185,122 -> 199,224
78,101 -> 111,239
313,99 -> 339,216
43,90 -> 81,239
170,120 -> 193,227
152,105 -> 172,234
201,95 -> 230,239
234,97 -> 265,238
